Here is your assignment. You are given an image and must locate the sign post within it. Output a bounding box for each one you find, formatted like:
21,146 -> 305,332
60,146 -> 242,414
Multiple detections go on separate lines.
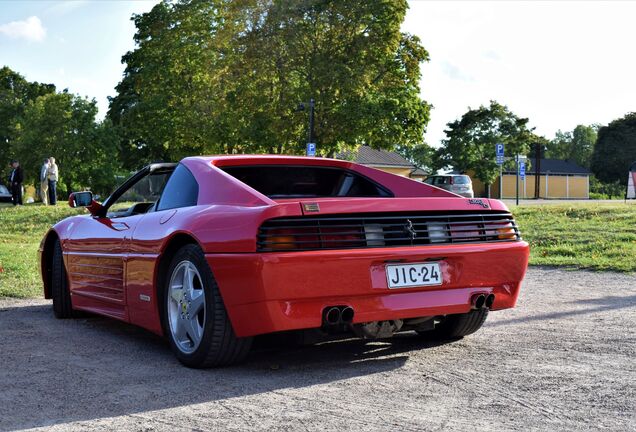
627,161 -> 636,200
496,143 -> 504,198
516,155 -> 527,206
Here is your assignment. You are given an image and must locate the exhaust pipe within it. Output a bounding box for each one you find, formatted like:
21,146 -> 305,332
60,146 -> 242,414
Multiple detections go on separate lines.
485,294 -> 495,309
341,306 -> 354,323
324,307 -> 341,325
472,294 -> 486,310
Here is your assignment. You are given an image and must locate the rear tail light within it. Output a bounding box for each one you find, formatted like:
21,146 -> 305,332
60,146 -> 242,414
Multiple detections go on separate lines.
321,227 -> 365,248
450,223 -> 481,241
497,223 -> 517,240
265,229 -> 297,250
427,223 -> 447,243
364,224 -> 385,247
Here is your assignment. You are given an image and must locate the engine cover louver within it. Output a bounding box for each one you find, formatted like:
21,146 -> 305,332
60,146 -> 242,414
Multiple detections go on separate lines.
257,211 -> 521,252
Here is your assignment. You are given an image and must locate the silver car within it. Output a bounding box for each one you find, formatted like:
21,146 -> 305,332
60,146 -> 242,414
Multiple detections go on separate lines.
424,174 -> 474,198
0,184 -> 12,203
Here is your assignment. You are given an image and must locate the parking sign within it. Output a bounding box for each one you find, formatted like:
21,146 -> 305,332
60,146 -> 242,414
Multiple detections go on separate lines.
496,143 -> 504,165
519,161 -> 526,180
306,142 -> 316,157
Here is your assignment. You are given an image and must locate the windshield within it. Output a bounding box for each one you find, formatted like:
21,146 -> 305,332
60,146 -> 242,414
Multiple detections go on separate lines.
453,176 -> 471,185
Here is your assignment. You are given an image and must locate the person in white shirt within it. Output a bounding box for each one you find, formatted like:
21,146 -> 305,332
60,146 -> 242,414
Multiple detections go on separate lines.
47,157 -> 59,205
40,158 -> 50,205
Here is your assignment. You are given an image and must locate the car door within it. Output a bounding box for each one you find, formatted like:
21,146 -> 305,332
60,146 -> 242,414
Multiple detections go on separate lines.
64,166 -> 174,319
125,163 -> 200,332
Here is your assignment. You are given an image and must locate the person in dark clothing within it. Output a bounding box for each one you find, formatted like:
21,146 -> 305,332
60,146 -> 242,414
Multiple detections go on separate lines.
9,160 -> 24,206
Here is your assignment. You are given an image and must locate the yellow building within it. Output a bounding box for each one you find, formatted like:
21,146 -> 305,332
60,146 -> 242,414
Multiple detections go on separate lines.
472,159 -> 590,199
338,146 -> 429,181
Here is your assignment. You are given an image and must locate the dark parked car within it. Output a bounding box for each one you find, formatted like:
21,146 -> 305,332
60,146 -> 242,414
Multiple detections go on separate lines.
0,184 -> 12,203
424,174 -> 474,198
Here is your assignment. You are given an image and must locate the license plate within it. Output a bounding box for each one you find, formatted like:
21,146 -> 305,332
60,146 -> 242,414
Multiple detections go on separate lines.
386,262 -> 442,289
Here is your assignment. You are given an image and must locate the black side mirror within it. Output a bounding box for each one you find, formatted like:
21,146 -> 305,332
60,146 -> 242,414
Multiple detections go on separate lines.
69,191 -> 93,208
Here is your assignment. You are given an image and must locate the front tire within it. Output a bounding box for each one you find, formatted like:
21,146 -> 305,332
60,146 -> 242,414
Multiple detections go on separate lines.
420,309 -> 489,340
51,238 -> 74,318
161,244 -> 252,368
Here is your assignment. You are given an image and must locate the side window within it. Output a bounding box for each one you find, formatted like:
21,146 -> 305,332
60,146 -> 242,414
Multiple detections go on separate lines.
157,164 -> 199,211
437,177 -> 450,185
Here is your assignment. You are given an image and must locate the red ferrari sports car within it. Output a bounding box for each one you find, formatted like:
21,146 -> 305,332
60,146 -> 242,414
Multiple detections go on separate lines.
39,156 -> 529,368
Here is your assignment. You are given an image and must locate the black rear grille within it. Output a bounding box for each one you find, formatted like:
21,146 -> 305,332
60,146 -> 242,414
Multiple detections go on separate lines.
257,211 -> 521,252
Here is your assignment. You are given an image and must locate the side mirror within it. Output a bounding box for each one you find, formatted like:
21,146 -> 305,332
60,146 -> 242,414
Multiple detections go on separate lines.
69,191 -> 93,208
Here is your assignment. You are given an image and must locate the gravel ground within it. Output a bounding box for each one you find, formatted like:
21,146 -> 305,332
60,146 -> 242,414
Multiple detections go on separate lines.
0,267 -> 634,431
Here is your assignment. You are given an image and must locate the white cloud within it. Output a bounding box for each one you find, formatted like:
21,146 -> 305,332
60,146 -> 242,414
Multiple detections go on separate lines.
403,1 -> 636,146
0,16 -> 46,42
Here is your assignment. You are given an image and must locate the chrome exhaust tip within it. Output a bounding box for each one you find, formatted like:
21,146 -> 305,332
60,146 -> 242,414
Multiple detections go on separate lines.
485,294 -> 495,309
341,306 -> 354,323
473,294 -> 486,310
324,307 -> 341,325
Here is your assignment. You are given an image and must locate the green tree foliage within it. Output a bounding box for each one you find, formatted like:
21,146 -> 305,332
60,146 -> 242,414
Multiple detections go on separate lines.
546,124 -> 597,168
109,0 -> 431,168
437,101 -> 535,188
0,66 -> 55,160
13,92 -> 120,196
396,143 -> 435,173
591,113 -> 636,185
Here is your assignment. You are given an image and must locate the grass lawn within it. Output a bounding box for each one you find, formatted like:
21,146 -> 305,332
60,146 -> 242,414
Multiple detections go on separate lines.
0,203 -> 82,298
514,202 -> 636,272
0,201 -> 634,299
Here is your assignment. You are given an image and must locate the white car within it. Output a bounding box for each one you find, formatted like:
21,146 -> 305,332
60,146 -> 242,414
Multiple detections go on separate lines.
424,175 -> 474,198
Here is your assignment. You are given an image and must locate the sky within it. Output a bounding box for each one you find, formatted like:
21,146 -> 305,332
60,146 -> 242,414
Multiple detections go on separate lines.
1,1 -> 636,147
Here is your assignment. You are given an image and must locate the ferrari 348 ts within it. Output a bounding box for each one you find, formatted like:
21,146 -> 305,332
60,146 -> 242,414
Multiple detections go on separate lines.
39,156 -> 529,367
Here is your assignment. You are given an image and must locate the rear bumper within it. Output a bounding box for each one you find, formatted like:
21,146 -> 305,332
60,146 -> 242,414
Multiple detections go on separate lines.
207,241 -> 529,337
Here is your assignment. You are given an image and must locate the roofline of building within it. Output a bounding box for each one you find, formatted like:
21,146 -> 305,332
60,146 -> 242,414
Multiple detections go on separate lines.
365,163 -> 416,169
502,171 -> 590,176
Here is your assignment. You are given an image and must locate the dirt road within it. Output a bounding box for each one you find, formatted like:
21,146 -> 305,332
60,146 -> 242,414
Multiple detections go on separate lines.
1,267 -> 634,431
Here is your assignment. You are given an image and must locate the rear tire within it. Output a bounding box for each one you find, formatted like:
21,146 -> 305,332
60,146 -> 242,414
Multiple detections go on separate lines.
51,239 -> 74,319
161,244 -> 252,368
420,309 -> 488,340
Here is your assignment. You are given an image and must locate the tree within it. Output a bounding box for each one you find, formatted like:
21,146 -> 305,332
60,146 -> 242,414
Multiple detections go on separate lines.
0,66 -> 55,161
13,92 -> 120,196
591,113 -> 636,185
546,124 -> 597,168
109,0 -> 430,168
437,101 -> 535,192
396,143 -> 436,173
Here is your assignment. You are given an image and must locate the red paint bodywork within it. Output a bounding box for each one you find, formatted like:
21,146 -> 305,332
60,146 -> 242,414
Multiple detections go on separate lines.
40,156 -> 529,338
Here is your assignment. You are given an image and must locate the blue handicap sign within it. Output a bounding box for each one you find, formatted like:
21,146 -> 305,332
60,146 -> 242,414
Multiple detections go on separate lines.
496,143 -> 504,157
306,142 -> 316,156
519,161 -> 526,180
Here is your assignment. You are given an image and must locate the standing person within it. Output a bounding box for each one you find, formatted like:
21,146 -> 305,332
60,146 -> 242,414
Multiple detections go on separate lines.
47,156 -> 59,205
40,158 -> 50,205
9,160 -> 24,206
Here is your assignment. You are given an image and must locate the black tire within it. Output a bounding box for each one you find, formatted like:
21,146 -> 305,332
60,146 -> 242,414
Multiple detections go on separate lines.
161,244 -> 252,368
51,238 -> 74,319
420,309 -> 489,340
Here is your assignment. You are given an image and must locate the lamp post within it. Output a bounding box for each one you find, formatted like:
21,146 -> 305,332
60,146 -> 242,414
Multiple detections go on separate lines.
298,98 -> 316,156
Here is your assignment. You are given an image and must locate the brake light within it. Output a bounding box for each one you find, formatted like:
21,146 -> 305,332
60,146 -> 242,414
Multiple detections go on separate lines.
320,227 -> 365,248
266,228 -> 321,250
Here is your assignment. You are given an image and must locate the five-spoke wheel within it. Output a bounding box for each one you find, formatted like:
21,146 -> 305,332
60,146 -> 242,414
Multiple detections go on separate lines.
161,244 -> 252,368
167,261 -> 206,353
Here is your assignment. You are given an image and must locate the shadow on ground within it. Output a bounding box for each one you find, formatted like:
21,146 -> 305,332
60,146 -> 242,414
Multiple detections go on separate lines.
0,303 -> 446,430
